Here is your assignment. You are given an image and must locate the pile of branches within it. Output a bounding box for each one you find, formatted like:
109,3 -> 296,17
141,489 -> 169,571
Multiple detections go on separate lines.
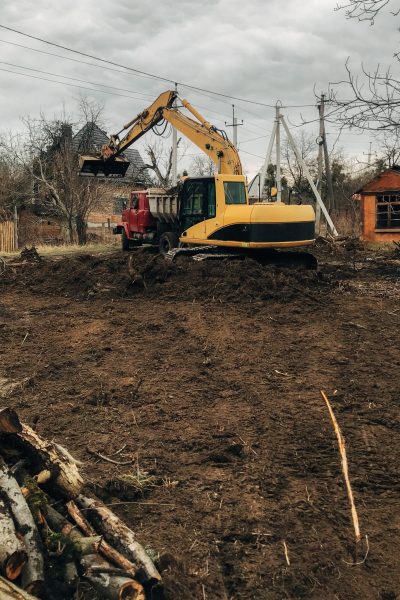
0,407 -> 161,599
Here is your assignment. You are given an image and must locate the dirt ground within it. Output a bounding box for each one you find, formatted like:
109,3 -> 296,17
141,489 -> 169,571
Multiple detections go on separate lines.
0,243 -> 399,600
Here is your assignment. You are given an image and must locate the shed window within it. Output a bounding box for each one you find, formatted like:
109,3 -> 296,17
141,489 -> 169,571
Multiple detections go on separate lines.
376,193 -> 400,229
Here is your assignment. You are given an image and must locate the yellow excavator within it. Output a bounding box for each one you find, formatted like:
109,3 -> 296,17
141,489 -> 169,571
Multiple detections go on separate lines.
79,90 -> 316,264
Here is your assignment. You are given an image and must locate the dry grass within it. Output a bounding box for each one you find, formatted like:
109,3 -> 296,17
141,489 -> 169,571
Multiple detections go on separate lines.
2,240 -> 119,258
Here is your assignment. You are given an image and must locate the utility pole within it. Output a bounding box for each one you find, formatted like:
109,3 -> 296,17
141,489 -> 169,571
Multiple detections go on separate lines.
320,93 -> 334,212
281,115 -> 338,236
255,120 -> 278,200
363,142 -> 373,167
367,141 -> 372,166
171,82 -> 178,186
275,104 -> 282,202
316,97 -> 324,233
225,105 -> 243,148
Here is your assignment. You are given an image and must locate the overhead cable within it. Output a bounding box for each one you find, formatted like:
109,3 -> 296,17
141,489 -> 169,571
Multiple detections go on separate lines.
0,24 -> 322,110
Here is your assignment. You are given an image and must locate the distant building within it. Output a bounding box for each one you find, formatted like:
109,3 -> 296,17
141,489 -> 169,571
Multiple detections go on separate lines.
356,166 -> 400,242
73,122 -> 150,234
72,122 -> 148,184
18,123 -> 150,246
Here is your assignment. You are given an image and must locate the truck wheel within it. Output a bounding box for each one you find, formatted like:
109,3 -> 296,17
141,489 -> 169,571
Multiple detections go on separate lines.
159,231 -> 178,256
121,230 -> 130,251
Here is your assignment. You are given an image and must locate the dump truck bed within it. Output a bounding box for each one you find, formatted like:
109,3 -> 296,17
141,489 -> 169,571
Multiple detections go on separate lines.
146,188 -> 179,224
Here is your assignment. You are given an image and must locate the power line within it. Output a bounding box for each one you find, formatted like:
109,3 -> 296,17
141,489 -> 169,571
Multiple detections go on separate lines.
0,66 -> 151,100
0,61 -> 155,99
0,38 -> 164,86
0,64 -> 265,143
239,149 -> 266,160
0,24 -> 320,110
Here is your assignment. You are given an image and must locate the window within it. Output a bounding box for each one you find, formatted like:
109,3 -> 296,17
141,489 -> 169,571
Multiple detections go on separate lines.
224,181 -> 247,205
180,179 -> 216,230
376,193 -> 400,229
207,182 -> 216,218
113,196 -> 128,213
181,182 -> 205,215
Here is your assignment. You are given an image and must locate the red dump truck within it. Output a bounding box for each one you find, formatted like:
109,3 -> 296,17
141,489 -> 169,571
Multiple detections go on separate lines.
113,188 -> 180,254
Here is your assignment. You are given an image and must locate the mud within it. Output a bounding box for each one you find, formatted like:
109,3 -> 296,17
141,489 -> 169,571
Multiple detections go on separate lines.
0,245 -> 399,599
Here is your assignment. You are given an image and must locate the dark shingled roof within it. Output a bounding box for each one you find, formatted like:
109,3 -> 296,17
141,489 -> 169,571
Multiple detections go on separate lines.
73,122 -> 149,182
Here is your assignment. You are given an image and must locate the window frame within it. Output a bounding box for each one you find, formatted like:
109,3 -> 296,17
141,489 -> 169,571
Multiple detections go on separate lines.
223,181 -> 247,205
375,192 -> 400,230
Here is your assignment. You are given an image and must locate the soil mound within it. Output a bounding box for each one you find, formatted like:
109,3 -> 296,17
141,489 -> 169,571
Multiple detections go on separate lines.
1,249 -> 330,303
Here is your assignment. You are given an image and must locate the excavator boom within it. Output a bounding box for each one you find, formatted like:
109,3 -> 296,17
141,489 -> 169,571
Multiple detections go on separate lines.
79,90 -> 242,177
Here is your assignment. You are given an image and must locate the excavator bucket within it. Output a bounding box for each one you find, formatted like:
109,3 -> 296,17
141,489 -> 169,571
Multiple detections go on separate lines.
79,154 -> 130,178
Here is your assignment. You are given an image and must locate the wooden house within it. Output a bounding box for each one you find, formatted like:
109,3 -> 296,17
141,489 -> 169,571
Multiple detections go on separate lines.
356,166 -> 400,242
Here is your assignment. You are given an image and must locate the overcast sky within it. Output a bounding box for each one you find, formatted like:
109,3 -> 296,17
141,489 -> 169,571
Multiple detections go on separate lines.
0,0 -> 398,177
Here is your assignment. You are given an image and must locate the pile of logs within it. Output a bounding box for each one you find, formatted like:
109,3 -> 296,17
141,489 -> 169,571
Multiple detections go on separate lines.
0,407 -> 161,599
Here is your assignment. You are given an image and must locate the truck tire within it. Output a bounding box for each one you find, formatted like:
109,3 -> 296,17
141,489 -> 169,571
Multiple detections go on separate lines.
121,229 -> 130,251
159,231 -> 178,256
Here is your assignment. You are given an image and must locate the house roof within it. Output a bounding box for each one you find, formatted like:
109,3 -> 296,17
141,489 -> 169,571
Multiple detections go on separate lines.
73,122 -> 149,183
356,165 -> 400,194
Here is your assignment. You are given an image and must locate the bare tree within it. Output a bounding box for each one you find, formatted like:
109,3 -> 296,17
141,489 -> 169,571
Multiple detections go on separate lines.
143,138 -> 182,187
75,96 -> 105,154
330,2 -> 400,131
374,130 -> 400,165
189,155 -> 216,177
0,151 -> 31,220
1,112 -> 105,244
328,60 -> 400,131
282,131 -> 317,198
335,0 -> 399,23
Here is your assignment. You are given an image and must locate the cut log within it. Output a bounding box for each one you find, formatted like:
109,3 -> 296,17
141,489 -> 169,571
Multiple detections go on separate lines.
0,407 -> 22,434
0,407 -> 83,497
44,506 -> 101,554
18,423 -> 83,497
44,505 -> 145,599
0,576 -> 39,600
0,459 -> 44,595
64,561 -> 78,587
0,497 -> 28,580
77,495 -> 161,585
66,500 -> 139,578
43,504 -> 69,532
81,554 -> 145,600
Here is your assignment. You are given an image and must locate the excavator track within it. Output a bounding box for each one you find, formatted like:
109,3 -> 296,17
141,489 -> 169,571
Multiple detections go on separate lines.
165,246 -> 317,269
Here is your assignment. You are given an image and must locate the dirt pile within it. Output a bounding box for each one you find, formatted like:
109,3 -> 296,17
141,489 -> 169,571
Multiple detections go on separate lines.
1,249 -> 330,302
1,247 -> 400,599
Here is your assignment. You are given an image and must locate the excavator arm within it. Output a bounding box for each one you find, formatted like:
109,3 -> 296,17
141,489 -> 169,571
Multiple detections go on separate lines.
79,90 -> 242,177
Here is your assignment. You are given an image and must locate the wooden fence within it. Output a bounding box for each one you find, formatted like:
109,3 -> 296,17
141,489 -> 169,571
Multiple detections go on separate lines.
0,221 -> 16,253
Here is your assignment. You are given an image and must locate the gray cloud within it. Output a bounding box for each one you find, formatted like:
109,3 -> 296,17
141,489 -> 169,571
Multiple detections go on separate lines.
0,0 -> 398,175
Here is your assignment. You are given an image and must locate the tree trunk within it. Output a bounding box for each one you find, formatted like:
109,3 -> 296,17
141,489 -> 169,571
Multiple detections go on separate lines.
66,500 -> 138,578
0,459 -> 44,596
66,216 -> 77,244
76,214 -> 87,245
0,407 -> 22,434
0,407 -> 83,497
77,495 -> 161,586
0,497 -> 28,580
0,576 -> 39,600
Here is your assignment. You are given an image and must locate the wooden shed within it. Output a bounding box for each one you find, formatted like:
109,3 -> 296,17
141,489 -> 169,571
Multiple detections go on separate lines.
356,166 -> 400,242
